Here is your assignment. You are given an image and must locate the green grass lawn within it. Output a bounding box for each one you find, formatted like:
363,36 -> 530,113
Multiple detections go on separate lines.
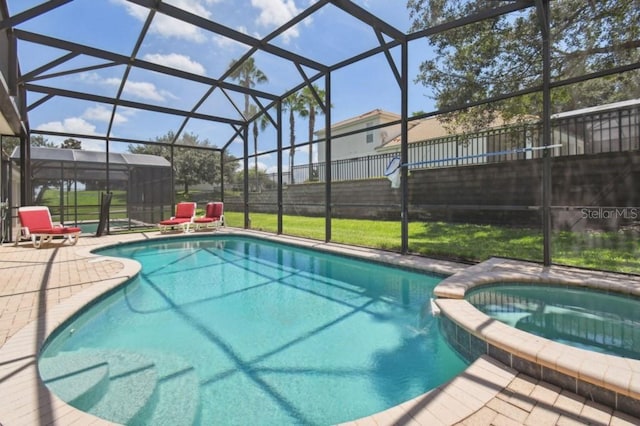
40,189 -> 128,220
32,188 -> 639,274
224,211 -> 639,274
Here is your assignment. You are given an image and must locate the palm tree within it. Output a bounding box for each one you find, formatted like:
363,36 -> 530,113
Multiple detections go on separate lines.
228,57 -> 268,119
246,104 -> 271,192
300,85 -> 326,181
228,58 -> 268,191
283,92 -> 305,184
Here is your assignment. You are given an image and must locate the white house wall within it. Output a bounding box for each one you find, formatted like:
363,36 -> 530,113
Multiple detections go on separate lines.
322,123 -> 400,162
317,112 -> 401,163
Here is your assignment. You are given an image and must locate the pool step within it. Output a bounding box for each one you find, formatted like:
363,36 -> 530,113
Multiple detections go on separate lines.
39,349 -> 110,409
40,348 -> 157,424
88,349 -> 158,425
136,350 -> 201,426
39,348 -> 200,425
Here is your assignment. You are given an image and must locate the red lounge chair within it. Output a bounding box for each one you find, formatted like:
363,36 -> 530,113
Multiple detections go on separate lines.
158,202 -> 197,233
15,206 -> 81,249
193,202 -> 224,231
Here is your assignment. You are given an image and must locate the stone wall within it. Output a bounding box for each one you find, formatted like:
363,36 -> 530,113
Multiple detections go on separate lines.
225,151 -> 640,230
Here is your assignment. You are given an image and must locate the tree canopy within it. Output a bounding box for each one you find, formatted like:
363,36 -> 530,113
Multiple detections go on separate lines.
228,57 -> 268,119
60,138 -> 82,150
2,135 -> 57,158
128,132 -> 238,194
407,0 -> 640,132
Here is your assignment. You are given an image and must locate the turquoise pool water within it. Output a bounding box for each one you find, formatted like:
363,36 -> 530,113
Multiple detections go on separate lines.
77,220 -> 131,234
467,283 -> 640,360
39,236 -> 468,425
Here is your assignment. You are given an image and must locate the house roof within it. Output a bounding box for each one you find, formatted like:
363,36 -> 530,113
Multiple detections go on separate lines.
10,146 -> 170,181
10,146 -> 171,168
376,113 -> 534,152
316,109 -> 400,136
552,98 -> 640,119
377,117 -> 450,151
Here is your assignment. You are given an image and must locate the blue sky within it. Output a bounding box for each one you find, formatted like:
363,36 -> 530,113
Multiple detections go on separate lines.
9,0 -> 436,173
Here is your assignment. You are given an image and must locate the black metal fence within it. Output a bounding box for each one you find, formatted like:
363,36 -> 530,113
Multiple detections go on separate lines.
268,101 -> 640,185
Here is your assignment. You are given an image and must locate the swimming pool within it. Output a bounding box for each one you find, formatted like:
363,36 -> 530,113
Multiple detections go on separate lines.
466,283 -> 640,360
76,220 -> 133,234
38,236 -> 468,425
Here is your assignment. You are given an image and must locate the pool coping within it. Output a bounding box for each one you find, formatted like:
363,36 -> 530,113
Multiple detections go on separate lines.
0,238 -> 143,425
1,230 -> 637,425
432,257 -> 640,418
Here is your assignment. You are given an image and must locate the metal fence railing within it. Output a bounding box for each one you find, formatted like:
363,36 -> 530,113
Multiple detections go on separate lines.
267,102 -> 640,184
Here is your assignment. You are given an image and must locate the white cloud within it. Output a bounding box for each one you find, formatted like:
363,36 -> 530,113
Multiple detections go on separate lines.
35,118 -> 107,150
79,72 -> 103,84
36,117 -> 98,135
125,81 -> 173,102
166,0 -> 220,16
212,26 -> 255,49
143,53 -> 206,75
239,161 -> 271,173
255,161 -> 269,172
104,78 -> 174,102
112,0 -> 221,43
151,15 -> 208,42
251,0 -> 303,42
82,105 -> 129,125
212,34 -> 240,49
252,0 -> 300,27
265,164 -> 278,174
81,74 -> 175,103
111,0 -> 147,21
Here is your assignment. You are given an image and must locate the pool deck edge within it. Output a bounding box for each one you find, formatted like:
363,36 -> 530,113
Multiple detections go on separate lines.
434,257 -> 640,418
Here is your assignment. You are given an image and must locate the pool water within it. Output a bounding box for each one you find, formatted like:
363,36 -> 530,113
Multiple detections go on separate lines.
39,236 -> 467,425
77,220 -> 132,234
467,284 -> 640,360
